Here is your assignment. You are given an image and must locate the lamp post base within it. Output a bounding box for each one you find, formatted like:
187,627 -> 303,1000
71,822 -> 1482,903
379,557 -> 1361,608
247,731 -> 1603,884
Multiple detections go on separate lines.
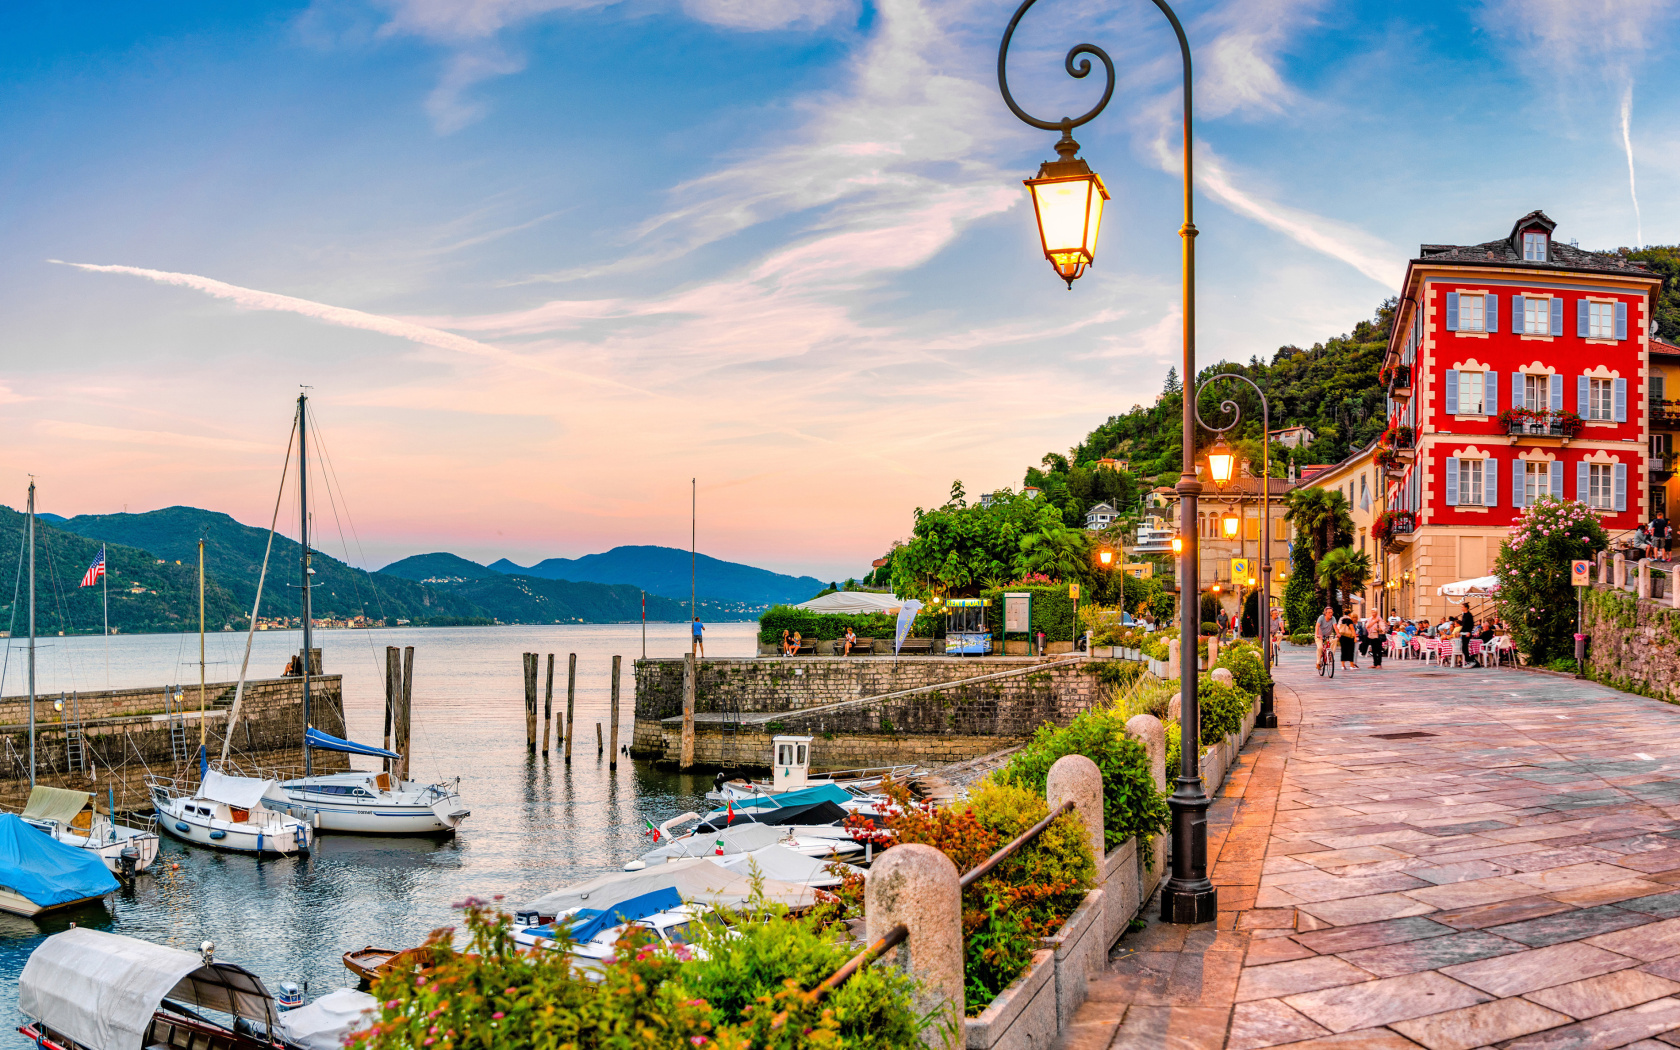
1161,877 -> 1218,925
1258,682 -> 1278,729
1162,781 -> 1217,924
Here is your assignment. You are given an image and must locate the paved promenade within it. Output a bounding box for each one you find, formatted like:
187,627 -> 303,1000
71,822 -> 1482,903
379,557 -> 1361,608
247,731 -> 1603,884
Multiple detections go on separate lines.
1063,650 -> 1680,1050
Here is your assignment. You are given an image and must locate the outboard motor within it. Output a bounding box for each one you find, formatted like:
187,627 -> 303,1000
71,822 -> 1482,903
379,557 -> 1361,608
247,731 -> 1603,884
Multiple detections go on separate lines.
118,847 -> 139,881
276,981 -> 303,1011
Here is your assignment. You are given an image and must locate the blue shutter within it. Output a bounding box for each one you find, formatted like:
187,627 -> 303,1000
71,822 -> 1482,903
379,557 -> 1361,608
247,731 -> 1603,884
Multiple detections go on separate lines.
1615,377 -> 1627,422
1550,460 -> 1564,502
1513,460 -> 1526,508
1445,457 -> 1459,506
1616,301 -> 1628,340
1615,462 -> 1627,512
1486,371 -> 1499,415
1551,297 -> 1563,336
1513,372 -> 1526,411
1579,298 -> 1589,337
1550,373 -> 1563,411
1446,370 -> 1459,413
1487,294 -> 1498,333
1513,294 -> 1524,332
1446,292 -> 1459,331
1578,375 -> 1589,416
1486,457 -> 1498,508
1577,461 -> 1590,502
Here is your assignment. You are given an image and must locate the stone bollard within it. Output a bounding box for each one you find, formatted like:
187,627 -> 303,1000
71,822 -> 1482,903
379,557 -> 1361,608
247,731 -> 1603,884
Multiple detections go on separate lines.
1125,714 -> 1167,792
1210,667 -> 1235,687
1615,552 -> 1627,587
1640,562 -> 1653,600
1598,550 -> 1608,581
1207,634 -> 1219,670
867,844 -> 962,1045
1168,637 -> 1181,680
1045,755 -> 1106,1030
1048,754 -> 1104,864
1670,572 -> 1680,610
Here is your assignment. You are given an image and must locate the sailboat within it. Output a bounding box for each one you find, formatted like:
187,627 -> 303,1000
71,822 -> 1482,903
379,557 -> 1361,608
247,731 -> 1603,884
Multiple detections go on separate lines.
222,393 -> 469,835
149,540 -> 314,856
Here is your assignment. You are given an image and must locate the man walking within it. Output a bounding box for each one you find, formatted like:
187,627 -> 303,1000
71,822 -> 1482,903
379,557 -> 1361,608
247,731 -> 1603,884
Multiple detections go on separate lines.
1457,602 -> 1474,669
691,616 -> 705,658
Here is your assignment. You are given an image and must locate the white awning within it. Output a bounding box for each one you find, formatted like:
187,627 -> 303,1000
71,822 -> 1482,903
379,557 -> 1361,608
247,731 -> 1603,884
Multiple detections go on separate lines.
1438,575 -> 1501,597
520,857 -> 817,921
789,592 -> 903,615
19,928 -> 278,1050
197,771 -> 276,810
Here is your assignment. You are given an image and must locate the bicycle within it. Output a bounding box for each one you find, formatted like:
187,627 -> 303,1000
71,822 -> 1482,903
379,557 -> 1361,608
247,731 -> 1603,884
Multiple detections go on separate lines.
1316,638 -> 1335,678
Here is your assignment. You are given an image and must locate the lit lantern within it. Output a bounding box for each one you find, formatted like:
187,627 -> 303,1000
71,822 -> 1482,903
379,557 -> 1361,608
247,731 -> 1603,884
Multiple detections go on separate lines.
1171,536 -> 1184,556
1025,144 -> 1109,289
1207,439 -> 1236,487
1098,547 -> 1115,566
1222,511 -> 1240,538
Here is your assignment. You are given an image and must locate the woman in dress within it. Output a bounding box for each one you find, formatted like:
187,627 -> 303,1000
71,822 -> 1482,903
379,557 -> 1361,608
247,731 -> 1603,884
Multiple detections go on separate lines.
1338,616 -> 1359,670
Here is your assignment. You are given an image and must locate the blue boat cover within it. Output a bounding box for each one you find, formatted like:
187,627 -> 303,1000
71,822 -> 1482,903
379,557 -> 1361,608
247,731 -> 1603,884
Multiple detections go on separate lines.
567,887 -> 684,945
0,813 -> 118,906
705,783 -> 852,821
305,727 -> 402,760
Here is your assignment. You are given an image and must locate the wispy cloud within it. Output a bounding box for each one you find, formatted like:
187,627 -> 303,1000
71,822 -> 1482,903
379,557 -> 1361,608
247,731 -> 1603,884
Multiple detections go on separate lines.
1621,83 -> 1642,246
37,420 -> 275,454
1196,0 -> 1325,119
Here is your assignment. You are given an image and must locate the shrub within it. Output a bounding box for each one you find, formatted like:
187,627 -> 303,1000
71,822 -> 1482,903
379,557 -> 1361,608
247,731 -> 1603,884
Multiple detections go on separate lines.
995,707 -> 1169,854
1201,621 -> 1219,636
1141,637 -> 1169,661
1288,631 -> 1315,646
1494,496 -> 1609,664
1214,642 -> 1271,694
1097,660 -> 1145,689
1196,676 -> 1250,743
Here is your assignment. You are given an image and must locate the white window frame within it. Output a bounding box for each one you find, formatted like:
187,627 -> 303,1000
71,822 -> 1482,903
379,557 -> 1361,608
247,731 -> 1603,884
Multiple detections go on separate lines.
1589,463 -> 1613,510
1523,374 -> 1546,411
1524,296 -> 1550,335
1457,370 -> 1485,415
1589,378 -> 1613,421
1524,461 -> 1550,503
1458,458 -> 1484,507
1588,301 -> 1615,339
1459,293 -> 1485,332
1523,232 -> 1547,262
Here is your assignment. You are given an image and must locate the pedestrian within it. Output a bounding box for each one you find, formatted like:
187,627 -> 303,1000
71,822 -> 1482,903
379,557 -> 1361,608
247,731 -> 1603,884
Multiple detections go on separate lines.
692,615 -> 705,658
1457,602 -> 1474,669
779,628 -> 792,657
1367,614 -> 1386,668
1655,512 -> 1673,560
1217,607 -> 1230,640
842,626 -> 857,655
1337,616 -> 1358,670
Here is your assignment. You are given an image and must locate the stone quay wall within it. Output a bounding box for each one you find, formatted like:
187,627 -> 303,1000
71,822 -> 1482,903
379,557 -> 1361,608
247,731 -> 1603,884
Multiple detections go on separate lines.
1581,580 -> 1680,702
631,656 -> 1108,770
0,674 -> 349,813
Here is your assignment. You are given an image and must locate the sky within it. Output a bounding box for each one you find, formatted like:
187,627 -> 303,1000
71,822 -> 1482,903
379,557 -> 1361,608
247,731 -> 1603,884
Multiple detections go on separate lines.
1,0 -> 1676,582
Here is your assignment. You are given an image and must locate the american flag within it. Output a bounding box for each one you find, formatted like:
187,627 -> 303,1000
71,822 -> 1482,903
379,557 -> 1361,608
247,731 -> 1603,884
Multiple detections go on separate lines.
79,547 -> 106,588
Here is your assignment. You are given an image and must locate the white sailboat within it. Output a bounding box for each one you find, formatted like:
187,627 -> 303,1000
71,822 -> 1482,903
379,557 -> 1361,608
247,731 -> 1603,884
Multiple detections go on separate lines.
18,786 -> 159,878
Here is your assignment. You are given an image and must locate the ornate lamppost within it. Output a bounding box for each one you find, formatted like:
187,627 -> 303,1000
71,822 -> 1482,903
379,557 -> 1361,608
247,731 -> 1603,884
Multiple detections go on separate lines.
998,0 -> 1219,924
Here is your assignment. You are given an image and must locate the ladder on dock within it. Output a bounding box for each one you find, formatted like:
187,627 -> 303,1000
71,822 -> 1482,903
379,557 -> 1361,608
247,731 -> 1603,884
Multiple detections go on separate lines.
718,691 -> 744,771
167,688 -> 188,766
63,692 -> 87,777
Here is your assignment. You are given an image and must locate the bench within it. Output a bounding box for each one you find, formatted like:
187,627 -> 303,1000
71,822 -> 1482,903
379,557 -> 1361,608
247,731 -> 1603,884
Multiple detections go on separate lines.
835,638 -> 875,655
896,639 -> 934,655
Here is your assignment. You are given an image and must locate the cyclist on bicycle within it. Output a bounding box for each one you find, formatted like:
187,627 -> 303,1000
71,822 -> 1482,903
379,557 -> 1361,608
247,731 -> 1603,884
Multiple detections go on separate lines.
1314,605 -> 1338,669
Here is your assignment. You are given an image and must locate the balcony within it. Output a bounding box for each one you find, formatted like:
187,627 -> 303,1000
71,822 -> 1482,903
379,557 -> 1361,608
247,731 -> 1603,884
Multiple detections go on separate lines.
1653,456 -> 1673,483
1506,420 -> 1565,437
1652,399 -> 1680,430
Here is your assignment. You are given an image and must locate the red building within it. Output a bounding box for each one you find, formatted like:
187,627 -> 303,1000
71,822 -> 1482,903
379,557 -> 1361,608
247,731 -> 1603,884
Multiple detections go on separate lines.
1377,211 -> 1661,622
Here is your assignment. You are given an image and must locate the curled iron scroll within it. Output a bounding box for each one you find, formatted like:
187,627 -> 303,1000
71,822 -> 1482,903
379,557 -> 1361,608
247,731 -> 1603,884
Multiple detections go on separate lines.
1194,372 -> 1262,436
997,0 -> 1117,133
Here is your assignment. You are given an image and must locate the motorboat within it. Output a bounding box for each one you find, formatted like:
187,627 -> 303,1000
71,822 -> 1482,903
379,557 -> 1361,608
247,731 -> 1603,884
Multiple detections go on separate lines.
0,813 -> 119,917
706,735 -> 911,819
512,887 -> 711,964
516,856 -> 821,930
628,819 -> 865,870
19,785 -> 160,878
276,989 -> 378,1050
17,927 -> 288,1050
150,770 -> 313,856
273,731 -> 468,835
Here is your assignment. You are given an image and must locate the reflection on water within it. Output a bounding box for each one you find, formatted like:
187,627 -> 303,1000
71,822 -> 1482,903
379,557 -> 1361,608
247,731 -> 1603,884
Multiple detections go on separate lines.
0,622 -> 754,1036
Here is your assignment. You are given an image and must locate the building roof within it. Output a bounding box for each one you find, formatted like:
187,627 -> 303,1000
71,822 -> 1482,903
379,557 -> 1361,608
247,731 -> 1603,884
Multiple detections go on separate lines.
1270,425 -> 1313,434
1415,210 -> 1654,277
1652,338 -> 1680,361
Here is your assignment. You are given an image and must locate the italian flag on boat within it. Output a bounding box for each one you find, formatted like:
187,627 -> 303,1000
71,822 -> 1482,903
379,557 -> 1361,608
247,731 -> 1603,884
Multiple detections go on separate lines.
643,818 -> 661,842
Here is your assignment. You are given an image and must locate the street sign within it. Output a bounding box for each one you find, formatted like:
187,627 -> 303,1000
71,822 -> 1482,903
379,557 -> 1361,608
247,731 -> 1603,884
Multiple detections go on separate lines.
1068,583 -> 1080,600
1231,558 -> 1250,580
1572,560 -> 1591,587
1003,593 -> 1031,632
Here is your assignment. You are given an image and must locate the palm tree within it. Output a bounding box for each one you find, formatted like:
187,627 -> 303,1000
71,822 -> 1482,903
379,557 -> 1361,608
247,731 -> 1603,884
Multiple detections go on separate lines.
1284,488 -> 1354,561
1016,526 -> 1089,582
1315,546 -> 1373,615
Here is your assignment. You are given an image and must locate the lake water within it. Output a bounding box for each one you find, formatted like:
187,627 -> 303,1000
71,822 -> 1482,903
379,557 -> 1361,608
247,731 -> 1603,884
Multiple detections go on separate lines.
0,621 -> 759,1040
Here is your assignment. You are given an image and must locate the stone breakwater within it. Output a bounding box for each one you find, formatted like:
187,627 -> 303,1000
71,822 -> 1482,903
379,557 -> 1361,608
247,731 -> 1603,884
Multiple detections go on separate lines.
630,656 -> 1109,771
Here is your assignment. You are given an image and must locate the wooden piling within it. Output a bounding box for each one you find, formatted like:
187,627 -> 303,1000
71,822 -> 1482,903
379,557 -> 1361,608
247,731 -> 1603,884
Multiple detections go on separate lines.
595,721 -> 603,755
383,646 -> 399,775
564,654 -> 576,764
398,646 -> 414,783
542,654 -> 554,756
523,653 -> 538,753
680,652 -> 696,770
609,655 -> 621,771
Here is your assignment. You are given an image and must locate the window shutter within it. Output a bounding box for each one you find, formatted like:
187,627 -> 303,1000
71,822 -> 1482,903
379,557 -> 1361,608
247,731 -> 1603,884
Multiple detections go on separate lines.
1615,462 -> 1627,512
1486,294 -> 1498,333
1616,301 -> 1628,340
1513,295 -> 1524,332
1445,457 -> 1459,506
1577,461 -> 1590,502
1446,370 -> 1459,413
1446,292 -> 1459,331
1550,460 -> 1563,502
1513,371 -> 1525,411
1512,461 -> 1526,508
1486,457 -> 1498,508
1551,297 -> 1563,336
1615,377 -> 1627,422
1579,298 -> 1589,337
1577,375 -> 1589,415
1550,373 -> 1563,411
1486,371 -> 1498,414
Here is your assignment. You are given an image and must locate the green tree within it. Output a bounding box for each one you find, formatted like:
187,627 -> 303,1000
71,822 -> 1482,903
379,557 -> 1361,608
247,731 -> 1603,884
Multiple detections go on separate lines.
892,491 -> 1064,597
1315,547 -> 1372,615
1016,525 -> 1090,582
1494,495 -> 1609,664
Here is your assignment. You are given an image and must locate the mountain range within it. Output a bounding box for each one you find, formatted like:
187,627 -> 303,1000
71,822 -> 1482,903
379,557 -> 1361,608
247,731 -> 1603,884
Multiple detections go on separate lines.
485,546 -> 824,607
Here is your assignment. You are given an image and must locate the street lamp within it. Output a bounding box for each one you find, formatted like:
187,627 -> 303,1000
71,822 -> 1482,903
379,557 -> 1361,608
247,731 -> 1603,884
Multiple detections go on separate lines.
1207,439 -> 1237,488
1026,160 -> 1110,288
999,0 -> 1214,924
1222,510 -> 1240,539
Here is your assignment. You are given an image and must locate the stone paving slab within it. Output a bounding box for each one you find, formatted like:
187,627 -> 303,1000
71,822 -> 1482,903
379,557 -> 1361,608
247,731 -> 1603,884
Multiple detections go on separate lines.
1059,655 -> 1680,1050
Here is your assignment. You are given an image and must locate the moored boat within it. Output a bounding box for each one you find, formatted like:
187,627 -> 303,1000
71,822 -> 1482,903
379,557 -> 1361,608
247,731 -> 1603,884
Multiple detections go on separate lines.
273,730 -> 468,835
150,770 -> 313,856
0,812 -> 119,917
342,944 -> 441,984
19,785 -> 161,878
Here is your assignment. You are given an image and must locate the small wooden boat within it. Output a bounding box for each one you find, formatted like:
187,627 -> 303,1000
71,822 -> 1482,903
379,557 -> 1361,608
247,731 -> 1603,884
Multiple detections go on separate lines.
343,944 -> 438,984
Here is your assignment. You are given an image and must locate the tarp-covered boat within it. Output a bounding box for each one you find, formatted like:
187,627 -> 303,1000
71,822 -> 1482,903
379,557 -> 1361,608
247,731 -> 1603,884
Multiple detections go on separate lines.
0,812 -> 119,917
20,786 -> 160,878
517,856 -> 818,926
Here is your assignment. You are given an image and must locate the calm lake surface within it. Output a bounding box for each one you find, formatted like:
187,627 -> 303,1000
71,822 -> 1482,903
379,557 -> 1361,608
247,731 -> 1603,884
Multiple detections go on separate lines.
0,621 -> 759,1040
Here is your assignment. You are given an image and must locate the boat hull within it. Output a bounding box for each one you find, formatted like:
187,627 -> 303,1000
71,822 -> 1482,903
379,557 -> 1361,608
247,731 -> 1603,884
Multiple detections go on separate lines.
276,781 -> 469,835
0,887 -> 104,918
155,806 -> 312,856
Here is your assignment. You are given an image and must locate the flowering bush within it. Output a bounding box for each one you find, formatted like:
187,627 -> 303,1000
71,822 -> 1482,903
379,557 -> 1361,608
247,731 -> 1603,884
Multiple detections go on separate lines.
1378,423 -> 1415,449
1556,410 -> 1585,438
1499,406 -> 1541,428
1370,510 -> 1415,543
1494,495 -> 1609,664
1373,447 -> 1403,470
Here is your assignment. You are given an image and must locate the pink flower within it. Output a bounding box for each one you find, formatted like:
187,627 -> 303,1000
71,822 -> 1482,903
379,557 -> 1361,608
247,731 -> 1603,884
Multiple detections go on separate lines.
691,1039 -> 709,1047
492,1013 -> 505,1021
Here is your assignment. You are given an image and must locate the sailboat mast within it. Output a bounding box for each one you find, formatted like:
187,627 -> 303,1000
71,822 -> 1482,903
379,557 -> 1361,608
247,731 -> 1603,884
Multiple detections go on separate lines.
26,479 -> 36,790
102,544 -> 109,687
299,392 -> 312,779
198,539 -> 206,754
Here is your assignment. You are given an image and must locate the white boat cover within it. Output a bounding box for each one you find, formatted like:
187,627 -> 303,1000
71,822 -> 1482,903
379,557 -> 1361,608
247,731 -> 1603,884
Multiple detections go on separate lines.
789,592 -> 903,614
278,989 -> 378,1050
1438,575 -> 1501,597
19,927 -> 278,1050
198,771 -> 277,810
522,857 -> 817,920
718,845 -> 865,888
639,823 -> 786,863
22,785 -> 91,825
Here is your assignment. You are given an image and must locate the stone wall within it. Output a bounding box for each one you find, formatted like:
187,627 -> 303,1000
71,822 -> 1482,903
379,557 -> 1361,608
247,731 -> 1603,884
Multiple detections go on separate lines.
632,656 -> 1109,768
1581,583 -> 1680,701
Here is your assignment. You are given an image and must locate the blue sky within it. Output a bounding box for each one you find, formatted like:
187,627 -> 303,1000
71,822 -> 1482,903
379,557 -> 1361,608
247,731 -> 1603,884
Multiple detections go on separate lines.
0,0 -> 1673,581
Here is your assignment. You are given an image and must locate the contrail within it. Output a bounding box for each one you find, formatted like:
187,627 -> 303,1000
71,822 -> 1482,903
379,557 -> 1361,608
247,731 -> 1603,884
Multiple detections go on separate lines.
1621,83 -> 1642,247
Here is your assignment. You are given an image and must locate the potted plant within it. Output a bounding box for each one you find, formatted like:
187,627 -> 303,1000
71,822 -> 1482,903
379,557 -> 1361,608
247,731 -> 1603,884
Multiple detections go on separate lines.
1556,410 -> 1585,438
1374,447 -> 1403,470
1499,406 -> 1539,434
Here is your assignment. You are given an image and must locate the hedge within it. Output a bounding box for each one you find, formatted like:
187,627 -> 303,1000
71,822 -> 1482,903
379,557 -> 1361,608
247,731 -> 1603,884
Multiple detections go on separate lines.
755,605 -> 943,644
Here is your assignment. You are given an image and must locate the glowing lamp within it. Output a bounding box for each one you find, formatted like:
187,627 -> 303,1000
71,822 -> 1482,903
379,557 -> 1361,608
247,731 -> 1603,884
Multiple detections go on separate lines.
1222,511 -> 1240,538
1247,577 -> 1256,587
1213,583 -> 1222,593
1171,536 -> 1184,555
1207,439 -> 1236,487
1098,547 -> 1114,566
1024,140 -> 1109,289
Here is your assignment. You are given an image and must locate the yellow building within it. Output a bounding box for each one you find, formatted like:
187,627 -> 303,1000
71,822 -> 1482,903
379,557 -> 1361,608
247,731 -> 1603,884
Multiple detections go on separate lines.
1160,472 -> 1291,620
1652,338 -> 1680,519
1295,440 -> 1382,614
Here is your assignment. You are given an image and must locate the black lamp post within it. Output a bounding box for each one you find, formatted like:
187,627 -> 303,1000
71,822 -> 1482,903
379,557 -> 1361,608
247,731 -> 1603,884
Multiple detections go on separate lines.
998,0 -> 1216,924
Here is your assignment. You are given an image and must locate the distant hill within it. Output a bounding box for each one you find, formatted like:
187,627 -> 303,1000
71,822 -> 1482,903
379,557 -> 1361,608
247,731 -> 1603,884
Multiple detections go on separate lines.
489,546 -> 824,606
380,552 -> 501,583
